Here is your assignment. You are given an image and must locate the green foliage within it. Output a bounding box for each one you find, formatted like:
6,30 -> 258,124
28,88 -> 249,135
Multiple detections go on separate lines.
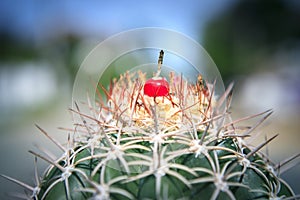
203,0 -> 300,82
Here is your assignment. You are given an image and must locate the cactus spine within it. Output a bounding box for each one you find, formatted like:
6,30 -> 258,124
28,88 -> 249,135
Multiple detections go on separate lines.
1,51 -> 298,200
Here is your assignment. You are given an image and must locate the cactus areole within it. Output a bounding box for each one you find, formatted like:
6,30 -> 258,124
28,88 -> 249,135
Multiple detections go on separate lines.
144,77 -> 169,97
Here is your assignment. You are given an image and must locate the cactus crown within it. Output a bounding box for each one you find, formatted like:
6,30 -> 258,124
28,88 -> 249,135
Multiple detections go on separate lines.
1,50 -> 299,200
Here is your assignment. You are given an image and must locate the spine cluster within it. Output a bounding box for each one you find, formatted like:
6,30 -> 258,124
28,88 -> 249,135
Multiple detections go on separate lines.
1,68 -> 298,200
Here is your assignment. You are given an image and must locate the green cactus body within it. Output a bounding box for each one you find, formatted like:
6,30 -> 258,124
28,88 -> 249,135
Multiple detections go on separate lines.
28,68 -> 294,200
1,52 -> 297,200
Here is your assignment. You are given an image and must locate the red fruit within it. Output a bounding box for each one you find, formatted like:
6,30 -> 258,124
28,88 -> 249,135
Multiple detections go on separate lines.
144,77 -> 169,97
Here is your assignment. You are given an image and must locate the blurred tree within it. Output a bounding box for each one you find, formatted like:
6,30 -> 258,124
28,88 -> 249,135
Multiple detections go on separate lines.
38,34 -> 82,83
203,0 -> 300,83
0,32 -> 39,62
0,29 -> 82,84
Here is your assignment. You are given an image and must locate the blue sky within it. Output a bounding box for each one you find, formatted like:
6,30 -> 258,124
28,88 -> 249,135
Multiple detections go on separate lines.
0,0 -> 237,42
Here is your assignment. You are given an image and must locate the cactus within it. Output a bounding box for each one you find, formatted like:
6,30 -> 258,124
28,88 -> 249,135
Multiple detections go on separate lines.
1,50 -> 299,200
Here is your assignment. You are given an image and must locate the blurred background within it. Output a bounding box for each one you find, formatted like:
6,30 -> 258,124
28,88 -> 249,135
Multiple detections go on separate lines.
0,0 -> 299,198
